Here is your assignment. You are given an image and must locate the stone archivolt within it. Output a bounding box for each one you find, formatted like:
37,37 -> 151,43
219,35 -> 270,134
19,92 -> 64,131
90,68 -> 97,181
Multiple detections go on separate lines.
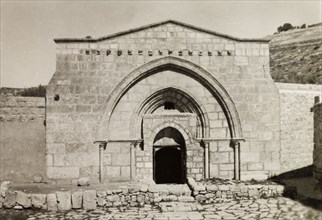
96,56 -> 243,141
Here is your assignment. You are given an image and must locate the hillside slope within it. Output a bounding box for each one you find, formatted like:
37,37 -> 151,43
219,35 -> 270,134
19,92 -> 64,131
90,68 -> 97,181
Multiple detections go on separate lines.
269,24 -> 322,84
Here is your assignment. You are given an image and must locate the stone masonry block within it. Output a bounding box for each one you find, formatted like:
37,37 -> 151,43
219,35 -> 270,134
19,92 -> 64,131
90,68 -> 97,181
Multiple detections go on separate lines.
56,192 -> 72,211
240,152 -> 260,163
83,190 -> 97,210
105,166 -> 120,178
211,152 -> 230,163
47,193 -> 58,211
112,153 -> 130,166
121,166 -> 131,178
31,194 -> 47,209
247,163 -> 264,171
219,164 -> 234,171
53,154 -> 66,166
3,191 -> 16,208
47,167 -> 80,179
71,191 -> 83,209
47,143 -> 66,154
16,191 -> 31,208
264,162 -> 280,171
209,163 -> 219,177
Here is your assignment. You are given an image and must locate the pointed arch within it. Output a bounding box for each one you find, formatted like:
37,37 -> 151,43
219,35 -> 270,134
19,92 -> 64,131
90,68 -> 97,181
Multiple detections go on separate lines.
95,56 -> 243,140
129,86 -> 210,139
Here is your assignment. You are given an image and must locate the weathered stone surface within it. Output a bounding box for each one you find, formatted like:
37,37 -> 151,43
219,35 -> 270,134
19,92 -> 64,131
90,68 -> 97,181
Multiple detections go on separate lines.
14,205 -> 23,210
71,191 -> 83,209
47,193 -> 58,211
78,177 -> 90,186
3,191 -> 16,208
31,194 -> 47,209
33,174 -> 43,183
16,191 -> 31,208
248,189 -> 259,197
83,190 -> 96,210
96,190 -> 107,197
218,185 -> 230,191
0,181 -> 10,197
195,195 -> 206,202
178,196 -> 195,202
56,191 -> 71,211
97,197 -> 106,206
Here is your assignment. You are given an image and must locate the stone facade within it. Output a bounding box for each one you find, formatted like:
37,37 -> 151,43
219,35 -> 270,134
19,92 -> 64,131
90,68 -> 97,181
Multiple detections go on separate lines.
45,20 -> 318,184
313,97 -> 322,184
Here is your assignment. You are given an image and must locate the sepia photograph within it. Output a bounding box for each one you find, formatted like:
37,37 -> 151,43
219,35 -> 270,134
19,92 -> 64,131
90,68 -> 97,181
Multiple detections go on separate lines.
0,0 -> 322,219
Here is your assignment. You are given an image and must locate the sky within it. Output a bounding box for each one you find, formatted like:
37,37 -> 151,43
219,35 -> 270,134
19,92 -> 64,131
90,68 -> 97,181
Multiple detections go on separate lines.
1,0 -> 321,88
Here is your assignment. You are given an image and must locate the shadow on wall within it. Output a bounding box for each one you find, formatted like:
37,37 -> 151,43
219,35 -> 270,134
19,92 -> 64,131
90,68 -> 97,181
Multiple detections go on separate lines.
270,165 -> 322,211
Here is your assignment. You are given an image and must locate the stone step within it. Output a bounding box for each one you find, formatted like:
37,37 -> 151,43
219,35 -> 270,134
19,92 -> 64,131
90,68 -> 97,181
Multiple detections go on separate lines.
159,202 -> 204,212
147,184 -> 192,196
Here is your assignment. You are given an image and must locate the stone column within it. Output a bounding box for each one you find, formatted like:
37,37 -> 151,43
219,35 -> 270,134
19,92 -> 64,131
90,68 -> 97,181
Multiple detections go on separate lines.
130,141 -> 141,181
202,140 -> 210,179
230,140 -> 240,180
96,141 -> 107,183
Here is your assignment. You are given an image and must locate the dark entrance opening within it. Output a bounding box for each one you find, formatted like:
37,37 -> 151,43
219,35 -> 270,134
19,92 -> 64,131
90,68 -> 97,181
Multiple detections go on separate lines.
155,147 -> 183,184
153,127 -> 186,184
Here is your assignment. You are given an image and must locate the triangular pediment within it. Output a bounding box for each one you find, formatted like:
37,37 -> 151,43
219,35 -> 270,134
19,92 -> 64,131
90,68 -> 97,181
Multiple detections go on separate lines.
54,20 -> 267,43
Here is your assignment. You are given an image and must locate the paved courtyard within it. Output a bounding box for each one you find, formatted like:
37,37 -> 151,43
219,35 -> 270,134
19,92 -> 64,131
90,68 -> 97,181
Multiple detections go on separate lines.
8,197 -> 319,220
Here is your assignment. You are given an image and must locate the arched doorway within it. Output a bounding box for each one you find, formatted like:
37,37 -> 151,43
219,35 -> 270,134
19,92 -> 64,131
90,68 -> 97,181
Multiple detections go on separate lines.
153,127 -> 186,184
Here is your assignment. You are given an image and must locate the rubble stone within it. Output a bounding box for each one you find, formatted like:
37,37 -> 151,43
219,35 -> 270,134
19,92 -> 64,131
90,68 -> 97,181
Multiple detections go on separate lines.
31,194 -> 47,209
16,191 -> 31,208
3,191 -> 16,208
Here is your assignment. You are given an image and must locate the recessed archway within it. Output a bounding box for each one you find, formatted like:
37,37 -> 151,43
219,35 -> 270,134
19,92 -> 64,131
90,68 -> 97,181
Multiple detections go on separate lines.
153,127 -> 186,184
95,56 -> 243,141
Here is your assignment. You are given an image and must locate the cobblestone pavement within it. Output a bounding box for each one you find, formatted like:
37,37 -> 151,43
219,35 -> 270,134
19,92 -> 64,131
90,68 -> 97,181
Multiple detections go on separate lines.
17,197 -> 322,220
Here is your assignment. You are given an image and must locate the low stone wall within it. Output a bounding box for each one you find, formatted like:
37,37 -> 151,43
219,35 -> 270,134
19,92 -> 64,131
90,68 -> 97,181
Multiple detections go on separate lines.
0,95 -> 46,182
0,182 -> 193,211
0,179 -> 291,210
187,178 -> 288,203
313,98 -> 322,184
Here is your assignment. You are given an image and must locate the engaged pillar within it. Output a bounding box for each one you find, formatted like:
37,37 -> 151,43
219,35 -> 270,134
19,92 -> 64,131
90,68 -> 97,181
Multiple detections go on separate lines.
95,141 -> 107,183
202,140 -> 210,179
130,140 -> 142,181
230,140 -> 241,180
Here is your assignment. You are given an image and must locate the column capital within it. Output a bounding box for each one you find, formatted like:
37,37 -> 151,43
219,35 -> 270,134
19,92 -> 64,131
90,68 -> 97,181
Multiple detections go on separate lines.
94,141 -> 107,150
130,139 -> 143,147
230,139 -> 242,148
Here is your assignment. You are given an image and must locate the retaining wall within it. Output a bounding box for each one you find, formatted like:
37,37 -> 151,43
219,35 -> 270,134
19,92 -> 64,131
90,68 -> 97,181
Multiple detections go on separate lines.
277,83 -> 322,174
0,95 -> 46,182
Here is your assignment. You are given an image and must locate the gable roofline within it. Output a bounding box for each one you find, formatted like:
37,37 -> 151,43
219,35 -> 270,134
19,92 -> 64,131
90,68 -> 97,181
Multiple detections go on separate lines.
54,20 -> 269,43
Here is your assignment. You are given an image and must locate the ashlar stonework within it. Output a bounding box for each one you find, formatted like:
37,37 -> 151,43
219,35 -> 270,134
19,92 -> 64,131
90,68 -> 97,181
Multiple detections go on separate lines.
46,20 -> 321,184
